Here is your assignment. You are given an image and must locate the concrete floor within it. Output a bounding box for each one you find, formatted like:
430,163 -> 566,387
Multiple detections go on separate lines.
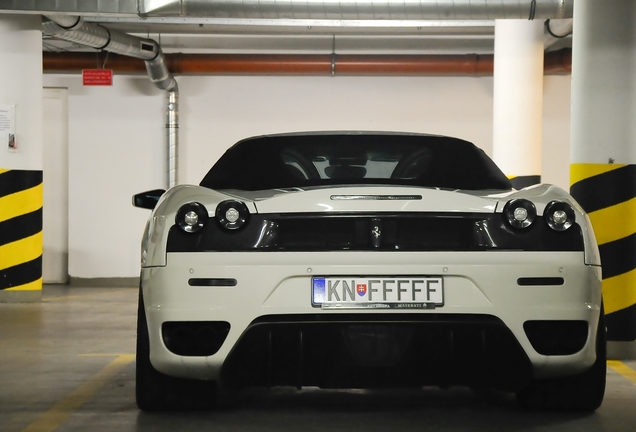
1,286 -> 636,432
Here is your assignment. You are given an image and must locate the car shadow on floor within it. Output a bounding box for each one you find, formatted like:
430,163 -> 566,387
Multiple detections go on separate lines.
135,386 -> 602,432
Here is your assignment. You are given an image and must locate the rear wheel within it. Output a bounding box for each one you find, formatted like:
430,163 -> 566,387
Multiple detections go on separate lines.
136,288 -> 216,411
516,310 -> 606,411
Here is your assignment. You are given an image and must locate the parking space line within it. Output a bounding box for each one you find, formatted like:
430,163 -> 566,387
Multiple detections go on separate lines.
20,354 -> 135,432
608,360 -> 636,385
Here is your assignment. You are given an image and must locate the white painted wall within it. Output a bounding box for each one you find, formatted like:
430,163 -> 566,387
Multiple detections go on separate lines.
44,76 -> 165,279
177,75 -> 498,185
42,73 -> 571,279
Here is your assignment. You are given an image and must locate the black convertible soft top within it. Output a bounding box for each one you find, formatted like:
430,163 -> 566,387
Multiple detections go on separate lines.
200,132 -> 512,191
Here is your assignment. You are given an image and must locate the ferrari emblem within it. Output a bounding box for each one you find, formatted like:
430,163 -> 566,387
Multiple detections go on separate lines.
372,226 -> 381,238
370,218 -> 382,248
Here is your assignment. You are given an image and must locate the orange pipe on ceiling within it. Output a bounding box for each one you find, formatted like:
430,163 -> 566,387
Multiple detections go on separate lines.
43,48 -> 571,76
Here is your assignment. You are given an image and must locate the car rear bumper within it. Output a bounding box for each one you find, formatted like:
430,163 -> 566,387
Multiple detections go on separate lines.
141,251 -> 602,387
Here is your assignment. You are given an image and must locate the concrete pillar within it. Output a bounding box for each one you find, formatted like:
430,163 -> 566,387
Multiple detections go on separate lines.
0,15 -> 43,303
492,20 -> 545,189
569,0 -> 636,347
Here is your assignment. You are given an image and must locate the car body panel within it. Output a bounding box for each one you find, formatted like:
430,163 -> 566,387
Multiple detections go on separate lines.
142,249 -> 601,381
135,132 -> 603,399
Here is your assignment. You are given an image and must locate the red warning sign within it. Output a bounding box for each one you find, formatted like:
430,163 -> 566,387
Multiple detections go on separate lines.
82,69 -> 113,86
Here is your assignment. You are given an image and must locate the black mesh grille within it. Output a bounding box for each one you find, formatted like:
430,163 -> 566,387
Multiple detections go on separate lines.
275,215 -> 476,251
220,314 -> 532,392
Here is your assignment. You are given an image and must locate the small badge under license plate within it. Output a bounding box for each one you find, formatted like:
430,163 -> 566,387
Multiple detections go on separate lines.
312,277 -> 444,309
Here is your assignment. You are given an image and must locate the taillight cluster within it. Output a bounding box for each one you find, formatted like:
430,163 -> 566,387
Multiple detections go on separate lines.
503,199 -> 575,232
175,200 -> 250,234
175,202 -> 208,233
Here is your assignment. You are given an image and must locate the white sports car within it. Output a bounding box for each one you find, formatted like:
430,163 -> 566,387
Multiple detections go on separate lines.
133,132 -> 605,411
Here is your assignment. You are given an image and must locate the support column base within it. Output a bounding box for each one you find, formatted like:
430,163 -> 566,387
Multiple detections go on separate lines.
0,290 -> 42,303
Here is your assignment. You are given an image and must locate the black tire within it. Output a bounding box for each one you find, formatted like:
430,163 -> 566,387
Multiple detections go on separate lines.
516,309 -> 607,411
136,288 -> 216,411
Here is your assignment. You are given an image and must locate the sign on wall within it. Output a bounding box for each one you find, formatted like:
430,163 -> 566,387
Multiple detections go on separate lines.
82,69 -> 113,86
0,104 -> 16,152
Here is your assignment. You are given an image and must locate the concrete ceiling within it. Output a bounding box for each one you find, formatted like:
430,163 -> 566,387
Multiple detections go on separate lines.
0,0 -> 573,55
41,17 -> 572,55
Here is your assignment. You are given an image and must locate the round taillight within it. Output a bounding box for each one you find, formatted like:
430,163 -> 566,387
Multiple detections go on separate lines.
216,200 -> 249,230
503,199 -> 537,229
176,202 -> 208,233
544,201 -> 575,231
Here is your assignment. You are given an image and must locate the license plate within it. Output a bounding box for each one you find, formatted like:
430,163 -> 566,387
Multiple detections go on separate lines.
312,277 -> 444,309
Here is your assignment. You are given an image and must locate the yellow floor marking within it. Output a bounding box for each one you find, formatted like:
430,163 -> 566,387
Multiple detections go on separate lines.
608,360 -> 636,385
78,353 -> 135,357
20,354 -> 135,432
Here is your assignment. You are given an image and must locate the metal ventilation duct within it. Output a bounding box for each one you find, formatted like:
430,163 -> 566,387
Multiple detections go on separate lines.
42,16 -> 161,61
43,16 -> 177,90
0,0 -> 138,15
140,0 -> 573,20
0,0 -> 573,20
42,15 -> 180,188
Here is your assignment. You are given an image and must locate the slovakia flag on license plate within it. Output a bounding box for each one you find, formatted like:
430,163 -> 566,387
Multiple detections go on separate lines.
313,278 -> 326,303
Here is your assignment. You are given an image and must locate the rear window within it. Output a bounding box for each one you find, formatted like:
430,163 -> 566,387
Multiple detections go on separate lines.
200,133 -> 512,191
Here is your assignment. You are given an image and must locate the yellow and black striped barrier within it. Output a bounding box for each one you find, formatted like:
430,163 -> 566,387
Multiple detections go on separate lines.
0,169 -> 43,296
571,163 -> 636,341
508,175 -> 541,190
